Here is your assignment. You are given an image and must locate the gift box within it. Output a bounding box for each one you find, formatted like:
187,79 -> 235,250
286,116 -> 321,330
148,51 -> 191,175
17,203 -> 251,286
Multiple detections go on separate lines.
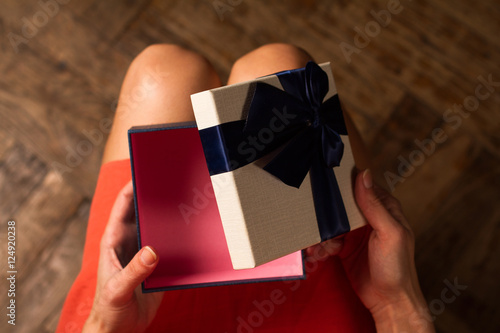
128,123 -> 305,292
191,62 -> 365,270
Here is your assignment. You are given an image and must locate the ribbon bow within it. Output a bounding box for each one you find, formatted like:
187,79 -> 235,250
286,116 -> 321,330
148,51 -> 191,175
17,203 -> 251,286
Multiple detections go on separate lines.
199,62 -> 350,240
244,61 -> 347,189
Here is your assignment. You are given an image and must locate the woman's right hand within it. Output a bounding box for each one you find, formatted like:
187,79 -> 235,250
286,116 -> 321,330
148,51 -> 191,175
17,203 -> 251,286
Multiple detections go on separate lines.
341,170 -> 435,333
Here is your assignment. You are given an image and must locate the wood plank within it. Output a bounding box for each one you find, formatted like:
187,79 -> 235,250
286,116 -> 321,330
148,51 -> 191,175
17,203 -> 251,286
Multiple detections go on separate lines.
0,131 -> 16,162
368,93 -> 480,235
1,1 -> 132,96
0,143 -> 48,220
76,0 -> 152,40
364,1 -> 500,153
429,0 -> 500,50
0,170 -> 84,305
369,93 -> 444,187
0,171 -> 84,332
434,310 -> 474,333
0,2 -> 151,196
116,1 -> 252,78
0,86 -> 105,196
300,0 -> 500,146
16,200 -> 90,333
25,11 -> 130,100
415,149 -> 500,332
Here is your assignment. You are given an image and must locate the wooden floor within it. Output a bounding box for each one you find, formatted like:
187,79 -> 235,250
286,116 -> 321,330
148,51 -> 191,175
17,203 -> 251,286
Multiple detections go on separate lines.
0,0 -> 498,332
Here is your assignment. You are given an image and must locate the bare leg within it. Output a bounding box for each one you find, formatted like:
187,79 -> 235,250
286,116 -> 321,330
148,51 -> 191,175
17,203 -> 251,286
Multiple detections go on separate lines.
102,44 -> 222,164
228,43 -> 369,169
227,43 -> 312,84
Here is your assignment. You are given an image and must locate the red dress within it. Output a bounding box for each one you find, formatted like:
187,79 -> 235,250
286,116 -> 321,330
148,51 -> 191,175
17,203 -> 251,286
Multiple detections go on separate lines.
56,159 -> 375,332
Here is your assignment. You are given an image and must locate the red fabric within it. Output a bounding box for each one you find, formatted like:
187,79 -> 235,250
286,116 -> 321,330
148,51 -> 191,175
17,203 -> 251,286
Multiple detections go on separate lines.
57,159 -> 376,333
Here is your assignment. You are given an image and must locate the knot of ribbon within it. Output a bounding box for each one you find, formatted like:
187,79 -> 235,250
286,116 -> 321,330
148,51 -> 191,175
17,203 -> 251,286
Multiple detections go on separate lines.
199,61 -> 350,240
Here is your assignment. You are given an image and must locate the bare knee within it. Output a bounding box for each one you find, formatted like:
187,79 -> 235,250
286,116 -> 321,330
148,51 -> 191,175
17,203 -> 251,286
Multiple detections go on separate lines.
125,43 -> 219,94
130,44 -> 215,76
229,43 -> 313,83
116,44 -> 220,120
247,43 -> 312,63
102,45 -> 221,164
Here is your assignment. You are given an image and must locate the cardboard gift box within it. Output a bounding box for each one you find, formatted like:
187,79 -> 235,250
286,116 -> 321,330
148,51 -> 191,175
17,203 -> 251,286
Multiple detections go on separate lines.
128,123 -> 305,292
191,62 -> 365,270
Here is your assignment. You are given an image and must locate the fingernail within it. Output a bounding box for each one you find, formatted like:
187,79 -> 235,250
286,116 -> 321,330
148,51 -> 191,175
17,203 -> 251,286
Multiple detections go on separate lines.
141,246 -> 157,265
363,169 -> 373,189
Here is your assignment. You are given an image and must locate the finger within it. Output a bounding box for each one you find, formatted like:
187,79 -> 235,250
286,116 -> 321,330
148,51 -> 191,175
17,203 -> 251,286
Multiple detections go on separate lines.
102,181 -> 135,245
372,185 -> 409,229
354,170 -> 401,233
110,181 -> 135,226
105,246 -> 159,306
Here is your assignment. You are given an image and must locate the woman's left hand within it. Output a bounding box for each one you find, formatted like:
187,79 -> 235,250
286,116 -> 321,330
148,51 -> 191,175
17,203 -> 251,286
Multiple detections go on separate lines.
83,181 -> 164,333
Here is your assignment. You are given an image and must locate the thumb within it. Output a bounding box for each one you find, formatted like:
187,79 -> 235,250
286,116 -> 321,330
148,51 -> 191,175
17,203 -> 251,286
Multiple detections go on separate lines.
355,170 -> 399,233
106,246 -> 159,305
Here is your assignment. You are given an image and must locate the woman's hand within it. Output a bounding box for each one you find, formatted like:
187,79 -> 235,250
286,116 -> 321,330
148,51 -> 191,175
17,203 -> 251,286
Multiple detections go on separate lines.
340,170 -> 435,332
83,181 -> 164,333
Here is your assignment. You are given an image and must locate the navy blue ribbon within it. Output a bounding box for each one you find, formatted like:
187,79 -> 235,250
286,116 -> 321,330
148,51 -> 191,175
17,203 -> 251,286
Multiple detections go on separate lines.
199,62 -> 350,240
